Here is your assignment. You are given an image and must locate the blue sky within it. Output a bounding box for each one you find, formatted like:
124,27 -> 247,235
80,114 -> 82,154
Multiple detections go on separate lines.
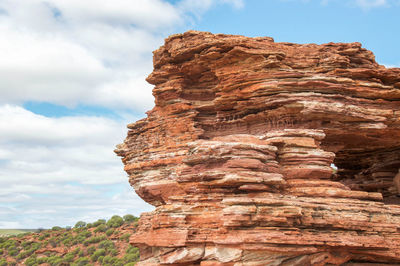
0,0 -> 399,229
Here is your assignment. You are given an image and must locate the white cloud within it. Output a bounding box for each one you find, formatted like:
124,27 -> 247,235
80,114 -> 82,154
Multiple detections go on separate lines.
178,0 -> 244,19
0,105 -> 130,184
0,104 -> 154,228
383,63 -> 400,68
0,0 -> 245,228
0,0 -> 243,112
0,1 -> 161,111
355,0 -> 387,8
285,0 -> 392,9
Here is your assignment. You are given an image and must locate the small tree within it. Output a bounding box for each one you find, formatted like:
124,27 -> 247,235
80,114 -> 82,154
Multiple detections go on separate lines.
123,214 -> 137,223
74,221 -> 86,228
93,219 -> 106,227
94,224 -> 108,233
107,215 -> 123,228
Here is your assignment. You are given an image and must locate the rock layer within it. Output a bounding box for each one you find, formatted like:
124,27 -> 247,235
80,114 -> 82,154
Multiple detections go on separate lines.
116,31 -> 400,265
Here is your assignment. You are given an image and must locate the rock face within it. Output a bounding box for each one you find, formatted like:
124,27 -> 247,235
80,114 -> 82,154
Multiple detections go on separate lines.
115,31 -> 400,265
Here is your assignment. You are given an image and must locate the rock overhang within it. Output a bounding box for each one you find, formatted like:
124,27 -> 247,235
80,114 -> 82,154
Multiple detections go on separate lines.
116,31 -> 400,265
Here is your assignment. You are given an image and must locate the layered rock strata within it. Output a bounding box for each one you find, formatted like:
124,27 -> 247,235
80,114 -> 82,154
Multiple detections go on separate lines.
116,31 -> 400,265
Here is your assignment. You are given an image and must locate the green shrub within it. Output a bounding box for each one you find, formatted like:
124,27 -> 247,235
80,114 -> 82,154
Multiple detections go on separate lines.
105,228 -> 114,236
37,257 -> 48,264
78,249 -> 85,257
107,215 -> 124,228
123,214 -> 137,223
1,239 -> 17,249
126,246 -> 139,254
86,246 -> 96,255
48,238 -> 57,248
94,224 -> 107,233
74,221 -> 86,228
47,255 -> 63,266
123,252 -> 139,264
120,233 -> 130,242
72,257 -> 90,266
80,230 -> 92,238
72,247 -> 80,255
21,240 -> 31,249
64,252 -> 75,262
8,247 -> 19,257
97,255 -> 104,263
0,258 -> 7,266
90,248 -> 106,262
109,248 -> 118,256
98,240 -> 114,250
62,238 -> 72,246
30,242 -> 41,251
102,255 -> 117,265
93,219 -> 106,227
25,256 -> 38,266
51,226 -> 62,231
16,249 -> 33,260
83,235 -> 106,246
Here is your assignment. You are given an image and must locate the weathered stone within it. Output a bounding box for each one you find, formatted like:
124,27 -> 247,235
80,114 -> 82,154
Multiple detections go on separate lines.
116,31 -> 400,265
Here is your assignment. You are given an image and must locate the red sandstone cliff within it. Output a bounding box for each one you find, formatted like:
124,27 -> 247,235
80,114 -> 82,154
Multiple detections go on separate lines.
116,31 -> 400,265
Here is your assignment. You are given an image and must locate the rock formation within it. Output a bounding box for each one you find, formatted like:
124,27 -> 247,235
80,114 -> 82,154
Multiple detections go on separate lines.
115,31 -> 400,265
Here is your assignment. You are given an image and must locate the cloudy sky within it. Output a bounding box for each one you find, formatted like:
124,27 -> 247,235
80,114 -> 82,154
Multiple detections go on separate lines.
0,0 -> 399,229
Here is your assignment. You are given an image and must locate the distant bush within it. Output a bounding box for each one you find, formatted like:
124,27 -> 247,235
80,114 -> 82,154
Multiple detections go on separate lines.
51,226 -> 62,231
8,247 -> 19,257
86,246 -> 96,255
64,252 -> 75,262
86,223 -> 93,228
120,233 -> 130,242
24,256 -> 37,266
72,257 -> 90,266
72,247 -> 80,255
107,215 -> 124,228
0,258 -> 7,266
98,240 -> 114,250
37,257 -> 48,264
102,255 -> 123,265
47,255 -> 63,265
105,228 -> 114,236
91,248 -> 106,262
83,235 -> 106,246
93,219 -> 106,227
72,230 -> 91,245
109,248 -> 118,256
16,249 -> 34,260
123,214 -> 137,223
1,239 -> 17,249
94,224 -> 108,233
123,252 -> 139,264
74,221 -> 86,228
126,246 -> 139,254
78,249 -> 85,257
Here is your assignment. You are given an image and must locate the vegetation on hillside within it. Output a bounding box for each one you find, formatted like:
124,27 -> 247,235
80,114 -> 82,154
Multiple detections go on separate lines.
0,215 -> 139,266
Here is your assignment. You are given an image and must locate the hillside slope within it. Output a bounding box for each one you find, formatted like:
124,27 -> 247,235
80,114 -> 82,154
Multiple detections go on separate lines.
0,215 -> 139,266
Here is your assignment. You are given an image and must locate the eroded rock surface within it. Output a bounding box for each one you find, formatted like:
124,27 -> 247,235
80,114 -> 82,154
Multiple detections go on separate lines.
116,31 -> 400,265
